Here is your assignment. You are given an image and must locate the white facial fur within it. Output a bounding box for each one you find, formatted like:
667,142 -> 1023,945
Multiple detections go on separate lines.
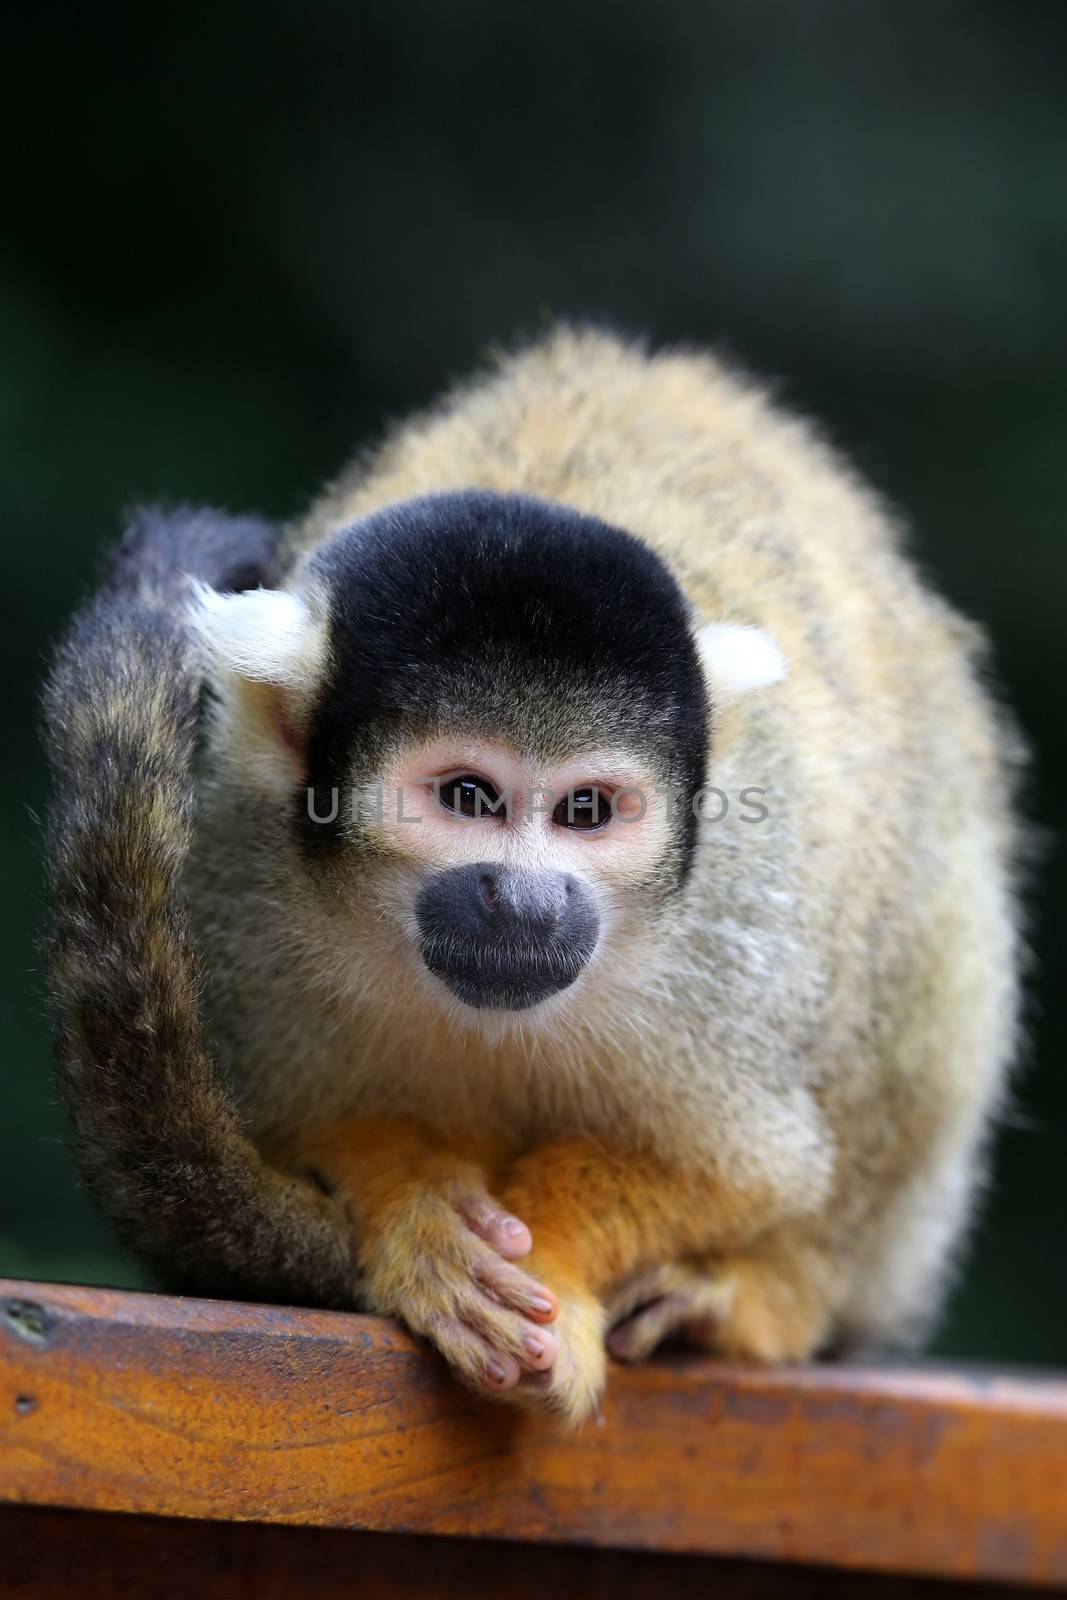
189,581 -> 787,1030
328,732 -> 681,1028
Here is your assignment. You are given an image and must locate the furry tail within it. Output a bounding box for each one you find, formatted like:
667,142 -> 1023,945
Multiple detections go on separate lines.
41,506 -> 353,1304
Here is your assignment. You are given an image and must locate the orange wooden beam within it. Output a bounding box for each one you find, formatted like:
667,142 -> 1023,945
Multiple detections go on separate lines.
3,1279 -> 1067,1588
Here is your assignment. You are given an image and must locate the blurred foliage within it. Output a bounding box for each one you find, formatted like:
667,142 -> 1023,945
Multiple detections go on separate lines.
1,0 -> 1064,1361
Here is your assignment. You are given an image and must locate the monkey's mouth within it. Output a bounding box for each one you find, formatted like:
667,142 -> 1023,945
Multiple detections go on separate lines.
413,860 -> 601,1012
418,943 -> 594,1012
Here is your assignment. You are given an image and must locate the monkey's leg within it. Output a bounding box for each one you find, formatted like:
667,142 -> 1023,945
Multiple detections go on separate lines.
271,1118 -> 563,1397
497,1139 -> 841,1423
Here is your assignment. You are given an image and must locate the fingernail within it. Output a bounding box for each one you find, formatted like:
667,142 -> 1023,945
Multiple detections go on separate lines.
502,1216 -> 526,1237
487,1359 -> 508,1385
529,1296 -> 553,1315
524,1334 -> 543,1358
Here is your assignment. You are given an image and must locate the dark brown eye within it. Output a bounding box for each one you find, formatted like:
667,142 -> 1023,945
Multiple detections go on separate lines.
554,786 -> 612,831
439,774 -> 504,819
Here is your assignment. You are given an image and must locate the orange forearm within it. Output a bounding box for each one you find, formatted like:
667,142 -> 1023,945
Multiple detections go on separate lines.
498,1136 -> 732,1299
267,1115 -> 511,1238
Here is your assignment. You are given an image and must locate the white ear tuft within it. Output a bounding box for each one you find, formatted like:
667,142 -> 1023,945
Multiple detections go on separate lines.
189,582 -> 324,689
695,621 -> 787,698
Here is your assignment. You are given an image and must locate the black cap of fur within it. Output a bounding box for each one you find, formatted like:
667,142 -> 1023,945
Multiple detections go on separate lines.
302,491 -> 709,871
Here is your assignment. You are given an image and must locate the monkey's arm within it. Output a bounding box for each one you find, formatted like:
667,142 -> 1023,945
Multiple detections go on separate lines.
42,507 -> 353,1304
287,1119 -> 840,1423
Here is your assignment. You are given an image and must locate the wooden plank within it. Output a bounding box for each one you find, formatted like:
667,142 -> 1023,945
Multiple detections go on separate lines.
0,1504 -> 1044,1600
2,1279 -> 1067,1589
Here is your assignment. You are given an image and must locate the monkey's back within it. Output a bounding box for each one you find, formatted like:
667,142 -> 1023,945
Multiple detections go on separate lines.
291,328 -> 1022,1343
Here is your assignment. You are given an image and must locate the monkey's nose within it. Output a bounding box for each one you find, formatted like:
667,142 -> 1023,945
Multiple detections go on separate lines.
475,867 -> 573,933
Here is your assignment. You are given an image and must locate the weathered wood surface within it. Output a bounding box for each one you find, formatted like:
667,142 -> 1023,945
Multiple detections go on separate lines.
0,1504 -> 1047,1600
2,1279 -> 1067,1589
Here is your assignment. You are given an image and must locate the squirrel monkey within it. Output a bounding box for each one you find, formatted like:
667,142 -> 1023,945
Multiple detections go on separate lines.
43,329 -> 1021,1424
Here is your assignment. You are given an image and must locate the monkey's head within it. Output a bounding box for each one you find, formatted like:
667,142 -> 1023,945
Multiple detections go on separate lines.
194,492 -> 783,1031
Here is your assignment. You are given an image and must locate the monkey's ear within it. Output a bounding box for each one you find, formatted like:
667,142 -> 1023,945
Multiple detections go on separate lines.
694,621 -> 787,699
189,583 -> 326,692
189,583 -> 328,772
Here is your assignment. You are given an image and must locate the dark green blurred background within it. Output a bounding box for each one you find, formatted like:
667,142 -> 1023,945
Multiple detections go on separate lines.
2,0 -> 1064,1361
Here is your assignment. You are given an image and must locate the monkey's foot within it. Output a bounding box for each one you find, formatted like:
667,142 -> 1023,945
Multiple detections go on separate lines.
606,1255 -> 829,1365
359,1183 -> 562,1398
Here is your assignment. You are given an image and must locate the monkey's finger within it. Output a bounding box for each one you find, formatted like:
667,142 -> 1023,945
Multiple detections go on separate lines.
449,1279 -> 559,1373
472,1251 -> 559,1324
433,1315 -> 523,1392
455,1190 -> 532,1259
608,1287 -> 726,1364
461,1299 -> 559,1374
485,1310 -> 558,1372
479,1346 -> 523,1391
603,1263 -> 678,1325
607,1295 -> 683,1362
515,1322 -> 558,1371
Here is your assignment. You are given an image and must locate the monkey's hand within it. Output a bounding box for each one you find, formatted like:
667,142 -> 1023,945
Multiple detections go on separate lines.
274,1119 -> 562,1399
496,1140 -> 839,1423
604,1261 -> 735,1361
605,1242 -> 838,1366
